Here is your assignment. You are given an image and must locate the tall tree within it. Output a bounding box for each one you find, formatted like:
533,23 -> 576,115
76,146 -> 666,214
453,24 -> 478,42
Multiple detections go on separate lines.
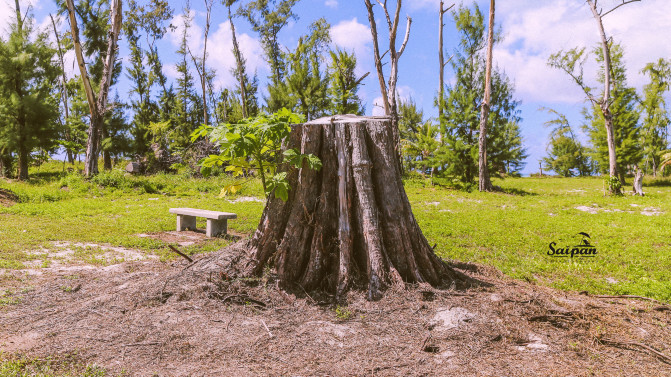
639,59 -> 671,176
226,0 -> 253,118
65,0 -> 123,176
439,3 -> 525,184
239,0 -> 300,111
282,19 -> 331,120
477,0 -> 495,192
549,0 -> 640,192
49,14 -> 75,164
363,0 -> 412,151
187,0 -> 214,127
583,43 -> 641,183
0,0 -> 60,180
172,3 -> 203,150
437,1 -> 453,121
124,0 -> 172,159
327,48 -> 367,115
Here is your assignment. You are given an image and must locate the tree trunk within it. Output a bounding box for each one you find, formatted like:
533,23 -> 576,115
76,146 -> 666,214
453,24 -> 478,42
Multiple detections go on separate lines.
67,0 -> 122,178
17,145 -> 28,181
0,154 -> 12,178
229,5 -> 248,119
478,0 -> 495,192
103,124 -> 112,170
438,1 -> 445,121
84,113 -> 103,176
588,0 -> 620,192
246,115 -> 470,301
632,166 -> 644,196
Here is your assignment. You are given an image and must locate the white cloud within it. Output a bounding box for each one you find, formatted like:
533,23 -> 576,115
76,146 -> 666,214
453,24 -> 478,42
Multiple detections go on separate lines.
167,13 -> 266,91
167,11 -> 204,55
325,0 -> 338,9
0,0 -> 44,38
208,21 -> 266,89
331,18 -> 370,57
494,0 -> 671,104
331,18 -> 371,76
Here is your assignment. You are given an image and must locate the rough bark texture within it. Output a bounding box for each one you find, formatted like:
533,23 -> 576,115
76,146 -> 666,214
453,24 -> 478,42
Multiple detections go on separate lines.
246,116 -> 470,301
587,0 -> 636,192
363,0 -> 412,153
438,1 -> 446,121
66,0 -> 122,177
49,14 -> 74,164
632,167 -> 644,196
477,0 -> 495,192
228,4 -> 248,119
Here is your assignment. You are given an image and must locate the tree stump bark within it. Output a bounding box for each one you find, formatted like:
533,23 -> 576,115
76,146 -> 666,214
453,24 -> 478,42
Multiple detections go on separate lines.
246,115 -> 468,300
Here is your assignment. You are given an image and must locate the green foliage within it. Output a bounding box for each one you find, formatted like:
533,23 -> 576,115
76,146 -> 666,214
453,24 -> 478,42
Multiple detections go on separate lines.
541,108 -> 594,177
437,3 -> 526,183
639,58 -> 671,175
603,175 -> 622,194
334,305 -> 352,320
0,5 -> 60,180
194,108 -> 320,200
583,43 -> 642,182
240,0 -> 300,110
327,48 -> 365,115
0,352 -> 116,376
266,19 -> 331,119
402,121 -> 441,175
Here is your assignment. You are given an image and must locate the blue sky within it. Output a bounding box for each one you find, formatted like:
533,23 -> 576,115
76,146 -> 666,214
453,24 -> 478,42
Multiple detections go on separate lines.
3,0 -> 670,174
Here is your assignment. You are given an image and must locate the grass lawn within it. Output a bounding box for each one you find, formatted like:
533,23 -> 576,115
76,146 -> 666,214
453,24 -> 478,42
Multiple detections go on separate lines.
1,162 -> 670,302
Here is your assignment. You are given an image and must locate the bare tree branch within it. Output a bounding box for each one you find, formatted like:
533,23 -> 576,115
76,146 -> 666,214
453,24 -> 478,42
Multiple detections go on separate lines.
397,16 -> 412,57
601,0 -> 641,17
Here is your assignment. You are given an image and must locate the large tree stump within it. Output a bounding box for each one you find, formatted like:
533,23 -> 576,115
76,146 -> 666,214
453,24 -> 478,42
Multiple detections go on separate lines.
247,115 -> 468,300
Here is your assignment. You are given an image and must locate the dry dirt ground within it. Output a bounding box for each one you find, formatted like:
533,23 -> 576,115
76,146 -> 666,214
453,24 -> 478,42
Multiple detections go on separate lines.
1,241 -> 670,377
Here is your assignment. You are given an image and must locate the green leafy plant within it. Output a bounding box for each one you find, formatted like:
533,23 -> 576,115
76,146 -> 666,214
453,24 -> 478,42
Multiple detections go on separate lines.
334,305 -> 352,320
604,175 -> 622,194
192,108 -> 321,201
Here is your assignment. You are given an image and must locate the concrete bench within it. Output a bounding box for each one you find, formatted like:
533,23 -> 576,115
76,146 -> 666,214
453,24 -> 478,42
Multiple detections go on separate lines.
169,208 -> 237,237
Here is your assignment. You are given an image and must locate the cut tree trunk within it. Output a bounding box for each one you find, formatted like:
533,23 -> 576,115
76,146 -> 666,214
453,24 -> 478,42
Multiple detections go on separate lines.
246,115 -> 470,301
632,167 -> 644,196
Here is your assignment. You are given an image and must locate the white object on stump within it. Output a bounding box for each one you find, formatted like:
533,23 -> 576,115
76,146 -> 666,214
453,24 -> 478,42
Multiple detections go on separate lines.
169,208 -> 237,237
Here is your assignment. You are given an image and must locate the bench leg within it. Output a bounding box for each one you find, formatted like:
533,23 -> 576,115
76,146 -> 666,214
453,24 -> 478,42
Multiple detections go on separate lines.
177,215 -> 196,231
206,219 -> 227,237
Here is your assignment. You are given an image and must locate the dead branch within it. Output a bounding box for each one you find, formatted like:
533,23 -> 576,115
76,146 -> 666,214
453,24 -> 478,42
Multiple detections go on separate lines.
168,245 -> 194,263
586,294 -> 663,304
261,319 -> 274,338
601,0 -> 641,18
397,16 -> 412,58
600,338 -> 671,365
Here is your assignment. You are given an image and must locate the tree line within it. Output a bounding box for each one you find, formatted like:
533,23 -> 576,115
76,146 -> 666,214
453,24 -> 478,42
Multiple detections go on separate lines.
545,0 -> 670,192
2,0 -> 664,190
0,0 -> 368,180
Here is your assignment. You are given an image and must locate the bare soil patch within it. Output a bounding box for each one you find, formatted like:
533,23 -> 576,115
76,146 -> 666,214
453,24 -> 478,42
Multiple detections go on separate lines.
0,188 -> 18,207
1,243 -> 670,376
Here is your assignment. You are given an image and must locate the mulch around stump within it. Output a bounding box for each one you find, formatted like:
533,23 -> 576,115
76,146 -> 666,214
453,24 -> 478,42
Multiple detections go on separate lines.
1,242 -> 669,376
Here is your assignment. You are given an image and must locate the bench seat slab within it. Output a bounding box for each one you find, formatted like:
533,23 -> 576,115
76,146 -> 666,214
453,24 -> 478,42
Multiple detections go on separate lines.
169,208 -> 237,220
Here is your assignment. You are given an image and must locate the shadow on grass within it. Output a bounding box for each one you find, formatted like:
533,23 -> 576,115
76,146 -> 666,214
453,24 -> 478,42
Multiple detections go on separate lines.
493,185 -> 538,196
644,178 -> 671,187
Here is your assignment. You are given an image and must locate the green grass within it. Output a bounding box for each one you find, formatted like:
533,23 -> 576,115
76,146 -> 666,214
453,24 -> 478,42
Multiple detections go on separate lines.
0,352 -> 121,376
0,161 -> 265,268
410,176 -> 671,301
1,161 -> 670,302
